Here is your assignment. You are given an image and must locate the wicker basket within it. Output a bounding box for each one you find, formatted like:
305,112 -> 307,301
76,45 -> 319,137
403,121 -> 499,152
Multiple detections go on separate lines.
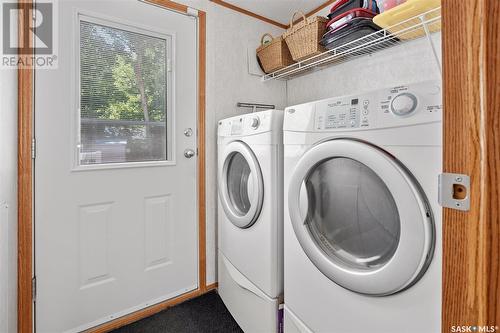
283,11 -> 328,62
256,33 -> 295,74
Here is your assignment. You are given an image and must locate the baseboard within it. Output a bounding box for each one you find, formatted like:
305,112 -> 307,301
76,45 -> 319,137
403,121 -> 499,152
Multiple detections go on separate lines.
86,287 -> 214,333
206,282 -> 218,291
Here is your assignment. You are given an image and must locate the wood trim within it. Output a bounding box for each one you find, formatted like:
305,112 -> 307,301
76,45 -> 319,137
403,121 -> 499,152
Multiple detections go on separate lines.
292,0 -> 335,25
442,0 -> 500,330
206,282 -> 218,291
17,0 -> 34,332
210,0 -> 288,29
86,289 -> 204,333
482,2 -> 500,324
209,0 -> 335,28
197,10 -> 208,293
145,0 -> 189,13
305,0 -> 336,17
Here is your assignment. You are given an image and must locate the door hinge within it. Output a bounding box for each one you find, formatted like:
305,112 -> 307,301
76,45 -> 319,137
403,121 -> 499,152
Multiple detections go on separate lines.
438,173 -> 470,211
31,138 -> 36,159
186,7 -> 198,17
32,276 -> 36,302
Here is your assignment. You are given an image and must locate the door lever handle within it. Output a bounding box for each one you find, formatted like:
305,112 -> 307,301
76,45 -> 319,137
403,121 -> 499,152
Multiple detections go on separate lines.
184,149 -> 195,158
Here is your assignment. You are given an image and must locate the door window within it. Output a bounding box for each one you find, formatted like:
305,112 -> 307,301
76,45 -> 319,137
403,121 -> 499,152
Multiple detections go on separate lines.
226,152 -> 253,215
79,19 -> 171,165
305,157 -> 400,270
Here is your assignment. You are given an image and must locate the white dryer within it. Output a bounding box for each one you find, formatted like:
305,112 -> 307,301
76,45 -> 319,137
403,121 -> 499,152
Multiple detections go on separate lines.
283,81 -> 442,333
217,110 -> 284,333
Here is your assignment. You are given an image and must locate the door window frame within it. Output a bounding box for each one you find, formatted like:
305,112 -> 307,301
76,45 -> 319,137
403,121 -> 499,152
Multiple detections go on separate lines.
73,11 -> 176,171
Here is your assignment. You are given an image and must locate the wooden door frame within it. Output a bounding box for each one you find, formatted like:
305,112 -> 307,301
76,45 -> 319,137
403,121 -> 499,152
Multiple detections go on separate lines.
441,0 -> 500,331
17,1 -> 211,332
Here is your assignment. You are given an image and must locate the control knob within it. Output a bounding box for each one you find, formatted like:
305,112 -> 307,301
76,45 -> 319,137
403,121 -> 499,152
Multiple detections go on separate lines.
250,117 -> 260,129
391,93 -> 418,116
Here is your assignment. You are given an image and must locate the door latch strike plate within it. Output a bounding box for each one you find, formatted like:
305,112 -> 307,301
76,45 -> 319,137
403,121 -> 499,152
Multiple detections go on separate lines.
438,173 -> 470,211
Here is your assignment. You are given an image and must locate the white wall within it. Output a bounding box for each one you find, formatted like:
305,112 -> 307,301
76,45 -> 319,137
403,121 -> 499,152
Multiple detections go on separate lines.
150,0 -> 286,285
206,3 -> 286,284
0,62 -> 18,333
286,7 -> 442,105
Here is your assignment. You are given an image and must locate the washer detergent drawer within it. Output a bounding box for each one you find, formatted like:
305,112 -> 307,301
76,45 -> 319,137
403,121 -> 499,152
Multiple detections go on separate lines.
218,251 -> 281,333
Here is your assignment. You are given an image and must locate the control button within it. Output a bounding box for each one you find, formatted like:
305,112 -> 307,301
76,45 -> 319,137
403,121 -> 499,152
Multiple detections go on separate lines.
391,93 -> 418,116
363,100 -> 369,106
350,120 -> 356,126
363,109 -> 369,115
250,117 -> 260,129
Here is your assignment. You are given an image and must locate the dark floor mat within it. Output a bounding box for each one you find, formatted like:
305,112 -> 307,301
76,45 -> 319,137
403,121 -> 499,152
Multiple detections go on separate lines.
112,291 -> 243,333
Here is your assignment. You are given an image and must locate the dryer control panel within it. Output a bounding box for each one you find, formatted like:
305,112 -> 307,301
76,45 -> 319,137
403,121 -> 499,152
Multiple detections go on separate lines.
311,81 -> 442,131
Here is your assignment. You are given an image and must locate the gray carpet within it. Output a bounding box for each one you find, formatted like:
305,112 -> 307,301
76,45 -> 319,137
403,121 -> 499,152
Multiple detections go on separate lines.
112,291 -> 243,333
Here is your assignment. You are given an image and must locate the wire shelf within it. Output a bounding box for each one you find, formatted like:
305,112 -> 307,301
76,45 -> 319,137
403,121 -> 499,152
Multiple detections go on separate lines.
261,7 -> 442,82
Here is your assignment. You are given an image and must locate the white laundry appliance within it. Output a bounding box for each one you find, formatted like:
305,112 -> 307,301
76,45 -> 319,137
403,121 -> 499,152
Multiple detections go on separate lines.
283,81 -> 442,333
217,109 -> 284,333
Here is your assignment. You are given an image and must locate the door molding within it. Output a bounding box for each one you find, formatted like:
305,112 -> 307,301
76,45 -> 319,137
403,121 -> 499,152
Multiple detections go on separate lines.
442,0 -> 500,331
17,1 -> 34,332
17,1 -> 208,332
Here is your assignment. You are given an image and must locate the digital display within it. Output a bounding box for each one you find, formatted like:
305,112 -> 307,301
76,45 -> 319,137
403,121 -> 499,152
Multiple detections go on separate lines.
351,98 -> 359,105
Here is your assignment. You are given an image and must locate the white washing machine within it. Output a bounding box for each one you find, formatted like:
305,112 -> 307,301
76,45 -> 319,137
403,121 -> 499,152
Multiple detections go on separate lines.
217,109 -> 284,333
283,81 -> 442,333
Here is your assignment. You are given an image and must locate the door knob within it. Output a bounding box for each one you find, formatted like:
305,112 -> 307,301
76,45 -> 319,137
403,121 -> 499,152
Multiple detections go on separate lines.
184,149 -> 196,158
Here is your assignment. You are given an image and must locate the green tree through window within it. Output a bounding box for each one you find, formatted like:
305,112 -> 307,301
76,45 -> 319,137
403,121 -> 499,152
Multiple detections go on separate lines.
80,20 -> 168,164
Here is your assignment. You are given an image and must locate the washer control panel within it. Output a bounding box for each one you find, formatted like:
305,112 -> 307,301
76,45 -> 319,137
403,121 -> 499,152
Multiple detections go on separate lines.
316,98 -> 361,130
229,116 -> 260,134
218,109 -> 282,137
313,81 -> 442,131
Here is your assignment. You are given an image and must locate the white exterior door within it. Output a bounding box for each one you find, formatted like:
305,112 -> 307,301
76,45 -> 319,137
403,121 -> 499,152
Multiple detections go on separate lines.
34,1 -> 198,332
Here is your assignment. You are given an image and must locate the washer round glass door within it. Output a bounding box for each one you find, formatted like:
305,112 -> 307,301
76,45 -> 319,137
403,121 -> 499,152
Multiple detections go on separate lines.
219,141 -> 264,228
288,139 -> 434,295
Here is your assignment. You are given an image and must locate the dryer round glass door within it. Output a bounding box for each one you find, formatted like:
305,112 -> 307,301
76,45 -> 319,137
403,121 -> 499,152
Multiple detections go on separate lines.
219,141 -> 264,228
288,139 -> 434,296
